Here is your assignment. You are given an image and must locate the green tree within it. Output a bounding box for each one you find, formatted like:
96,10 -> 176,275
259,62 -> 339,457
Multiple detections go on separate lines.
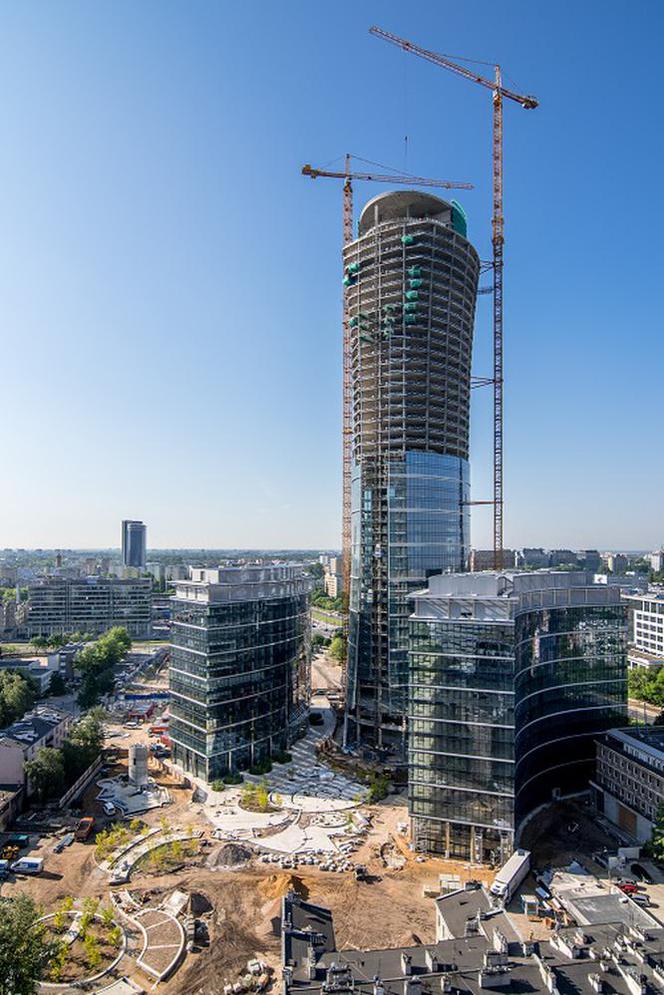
74,627 -> 130,707
109,925 -> 123,948
48,942 -> 68,983
367,773 -> 390,804
0,893 -> 59,995
62,712 -> 105,783
329,635 -> 346,663
0,670 -> 35,726
648,804 -> 664,862
25,748 -> 65,802
83,933 -> 101,970
47,673 -> 67,696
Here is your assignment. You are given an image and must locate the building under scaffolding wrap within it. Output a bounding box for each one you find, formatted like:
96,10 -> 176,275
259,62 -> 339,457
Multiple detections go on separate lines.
343,191 -> 480,750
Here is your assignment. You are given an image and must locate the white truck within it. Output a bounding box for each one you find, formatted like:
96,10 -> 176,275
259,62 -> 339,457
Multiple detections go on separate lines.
490,849 -> 530,904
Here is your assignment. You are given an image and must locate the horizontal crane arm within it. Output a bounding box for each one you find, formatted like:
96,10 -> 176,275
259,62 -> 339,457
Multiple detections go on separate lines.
369,26 -> 538,109
302,164 -> 473,190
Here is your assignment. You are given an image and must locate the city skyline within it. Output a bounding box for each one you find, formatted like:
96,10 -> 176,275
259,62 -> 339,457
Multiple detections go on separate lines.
2,2 -> 662,551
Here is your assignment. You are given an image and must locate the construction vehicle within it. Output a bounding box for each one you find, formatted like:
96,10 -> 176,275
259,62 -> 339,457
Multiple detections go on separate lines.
74,816 -> 95,842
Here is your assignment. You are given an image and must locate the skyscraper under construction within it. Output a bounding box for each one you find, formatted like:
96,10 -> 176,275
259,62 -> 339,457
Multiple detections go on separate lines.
343,190 -> 479,750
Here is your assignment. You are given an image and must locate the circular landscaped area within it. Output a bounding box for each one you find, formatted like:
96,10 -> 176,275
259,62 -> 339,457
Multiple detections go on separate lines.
38,902 -> 126,987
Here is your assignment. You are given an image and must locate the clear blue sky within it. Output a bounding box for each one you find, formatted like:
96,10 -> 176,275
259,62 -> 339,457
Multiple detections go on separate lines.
2,1 -> 662,551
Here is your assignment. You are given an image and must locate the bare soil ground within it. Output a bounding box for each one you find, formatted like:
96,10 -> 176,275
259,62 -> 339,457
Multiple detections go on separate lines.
519,797 -> 618,870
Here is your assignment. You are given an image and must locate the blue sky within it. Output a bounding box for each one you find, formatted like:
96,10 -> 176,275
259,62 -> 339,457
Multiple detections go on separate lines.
2,1 -> 662,550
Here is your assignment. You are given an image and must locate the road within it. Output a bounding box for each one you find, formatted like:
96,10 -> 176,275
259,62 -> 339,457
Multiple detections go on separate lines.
312,650 -> 342,691
628,698 -> 661,724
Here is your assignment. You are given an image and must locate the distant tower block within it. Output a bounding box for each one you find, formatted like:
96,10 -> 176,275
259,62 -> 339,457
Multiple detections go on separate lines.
128,743 -> 149,786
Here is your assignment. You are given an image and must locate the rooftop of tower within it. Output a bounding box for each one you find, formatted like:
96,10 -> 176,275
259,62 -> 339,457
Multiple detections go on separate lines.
358,189 -> 463,237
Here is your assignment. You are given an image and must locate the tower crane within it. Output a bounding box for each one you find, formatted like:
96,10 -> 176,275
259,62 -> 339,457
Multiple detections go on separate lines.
370,26 -> 538,569
301,156 -> 474,610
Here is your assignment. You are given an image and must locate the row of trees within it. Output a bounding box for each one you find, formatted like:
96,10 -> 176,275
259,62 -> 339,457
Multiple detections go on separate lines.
30,631 -> 93,651
75,626 -> 131,707
24,710 -> 105,803
311,589 -> 343,612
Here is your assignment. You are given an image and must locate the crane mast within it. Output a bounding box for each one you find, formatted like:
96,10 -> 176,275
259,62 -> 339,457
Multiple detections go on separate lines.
370,26 -> 538,570
342,155 -> 353,606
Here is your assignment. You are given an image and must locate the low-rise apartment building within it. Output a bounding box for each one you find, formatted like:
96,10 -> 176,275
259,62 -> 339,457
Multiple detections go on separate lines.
592,726 -> 664,841
26,577 -> 152,638
0,706 -> 74,794
0,655 -> 64,693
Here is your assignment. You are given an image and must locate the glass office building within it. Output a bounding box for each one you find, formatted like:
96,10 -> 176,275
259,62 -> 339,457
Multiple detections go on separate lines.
344,192 -> 479,750
121,520 -> 147,569
169,566 -> 312,782
408,571 -> 627,861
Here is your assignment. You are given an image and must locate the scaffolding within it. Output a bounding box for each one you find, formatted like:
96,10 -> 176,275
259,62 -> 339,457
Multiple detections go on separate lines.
343,192 -> 479,747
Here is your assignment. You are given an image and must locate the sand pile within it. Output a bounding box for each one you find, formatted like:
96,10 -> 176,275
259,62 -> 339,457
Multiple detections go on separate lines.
258,873 -> 309,901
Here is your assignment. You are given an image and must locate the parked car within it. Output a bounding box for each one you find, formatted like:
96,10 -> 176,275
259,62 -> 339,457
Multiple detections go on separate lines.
102,801 -> 116,817
618,882 -> 640,895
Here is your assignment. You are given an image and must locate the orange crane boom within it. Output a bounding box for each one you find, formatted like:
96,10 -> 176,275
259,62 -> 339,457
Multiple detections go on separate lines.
370,26 -> 538,571
302,164 -> 473,190
302,155 -> 474,625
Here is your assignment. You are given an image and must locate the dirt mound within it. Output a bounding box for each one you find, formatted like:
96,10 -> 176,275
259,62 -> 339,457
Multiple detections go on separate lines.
191,890 -> 214,915
212,843 -> 253,868
258,873 -> 309,901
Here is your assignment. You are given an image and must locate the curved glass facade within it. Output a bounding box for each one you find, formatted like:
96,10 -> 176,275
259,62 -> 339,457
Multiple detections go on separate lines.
514,604 -> 626,825
347,451 -> 469,744
169,568 -> 311,782
407,572 -> 627,861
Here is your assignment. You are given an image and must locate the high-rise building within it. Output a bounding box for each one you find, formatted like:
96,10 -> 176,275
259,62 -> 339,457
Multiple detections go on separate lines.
649,549 -> 664,573
121,520 -> 147,569
343,191 -> 479,750
323,556 -> 344,599
169,565 -> 312,782
408,571 -> 627,861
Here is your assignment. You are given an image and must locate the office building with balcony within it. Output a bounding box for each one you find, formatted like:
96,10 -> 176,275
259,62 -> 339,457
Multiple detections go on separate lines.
624,590 -> 664,669
169,565 -> 312,782
26,577 -> 152,638
408,571 -> 627,861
